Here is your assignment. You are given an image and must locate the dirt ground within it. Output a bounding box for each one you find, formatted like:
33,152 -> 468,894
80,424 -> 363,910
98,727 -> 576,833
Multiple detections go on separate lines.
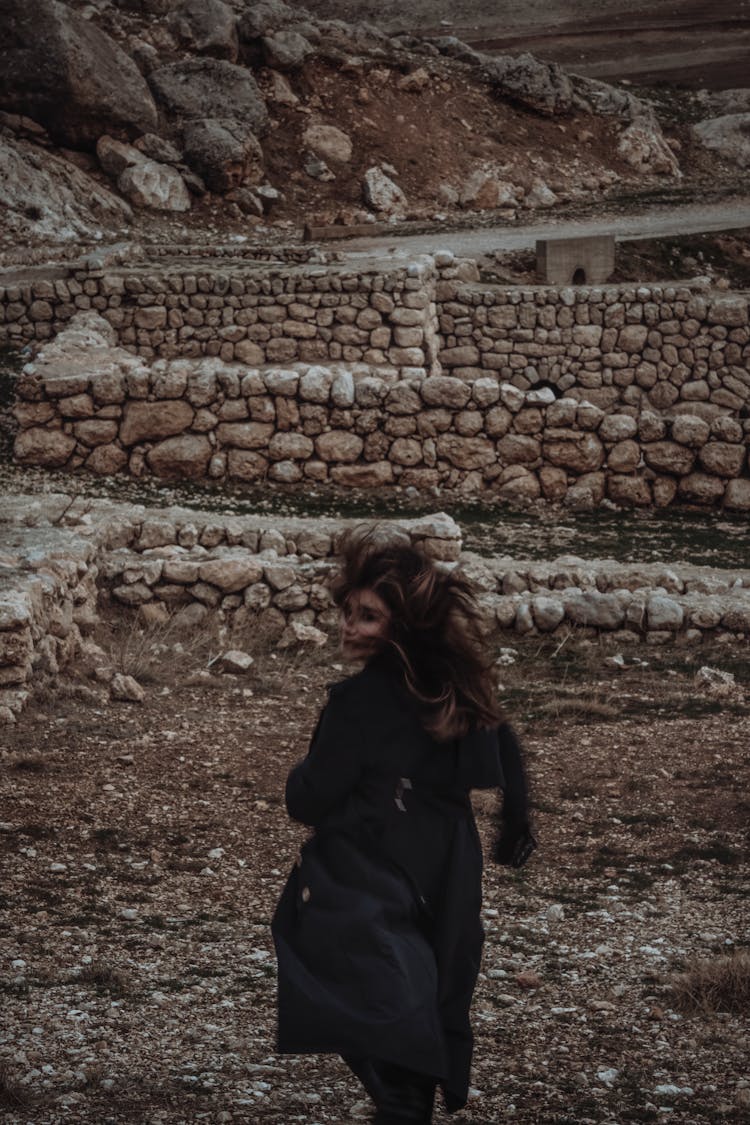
302,0 -> 750,90
1,621 -> 749,1124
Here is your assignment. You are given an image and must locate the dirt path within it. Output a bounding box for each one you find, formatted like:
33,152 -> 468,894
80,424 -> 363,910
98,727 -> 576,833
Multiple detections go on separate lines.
335,198 -> 750,264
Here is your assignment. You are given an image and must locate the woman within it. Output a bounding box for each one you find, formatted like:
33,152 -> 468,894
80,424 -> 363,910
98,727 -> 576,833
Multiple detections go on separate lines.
272,530 -> 536,1124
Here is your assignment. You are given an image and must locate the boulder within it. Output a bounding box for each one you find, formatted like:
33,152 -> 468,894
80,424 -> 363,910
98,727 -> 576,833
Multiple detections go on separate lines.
525,178 -> 557,208
262,30 -> 314,69
14,426 -> 76,467
148,60 -> 268,135
118,160 -> 191,211
617,115 -> 681,176
146,434 -> 212,478
693,114 -> 750,169
0,134 -> 132,241
563,591 -> 625,630
182,118 -> 264,192
459,170 -> 518,209
363,167 -> 407,217
531,595 -> 565,632
168,0 -> 239,61
303,123 -> 353,164
0,0 -> 158,146
110,673 -> 145,703
239,0 -> 297,40
647,594 -> 683,631
671,415 -> 711,447
96,136 -> 145,178
483,52 -> 574,116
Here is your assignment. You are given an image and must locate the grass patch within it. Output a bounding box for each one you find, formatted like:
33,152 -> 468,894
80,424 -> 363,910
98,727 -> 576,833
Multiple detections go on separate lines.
8,754 -> 48,773
77,961 -> 132,996
670,952 -> 750,1015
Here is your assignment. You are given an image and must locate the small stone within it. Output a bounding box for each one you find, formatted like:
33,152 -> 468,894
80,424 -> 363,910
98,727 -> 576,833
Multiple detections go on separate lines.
110,673 -> 145,703
217,650 -> 254,674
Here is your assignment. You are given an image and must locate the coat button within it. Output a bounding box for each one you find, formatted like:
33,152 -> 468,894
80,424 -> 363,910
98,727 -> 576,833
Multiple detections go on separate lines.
301,886 -> 311,903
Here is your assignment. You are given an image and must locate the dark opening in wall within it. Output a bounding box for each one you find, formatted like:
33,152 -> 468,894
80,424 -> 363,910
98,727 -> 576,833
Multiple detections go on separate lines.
572,267 -> 587,285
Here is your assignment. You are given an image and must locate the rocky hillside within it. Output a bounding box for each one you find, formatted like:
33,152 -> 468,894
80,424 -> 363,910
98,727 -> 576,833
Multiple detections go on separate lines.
0,0 -> 747,260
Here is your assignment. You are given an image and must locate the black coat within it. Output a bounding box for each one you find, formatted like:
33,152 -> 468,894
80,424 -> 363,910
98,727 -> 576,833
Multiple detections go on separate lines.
272,651 -> 529,1112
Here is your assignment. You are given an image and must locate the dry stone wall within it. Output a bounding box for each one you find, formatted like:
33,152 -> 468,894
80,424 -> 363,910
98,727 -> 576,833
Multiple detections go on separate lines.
5,254 -> 750,508
3,494 -> 750,725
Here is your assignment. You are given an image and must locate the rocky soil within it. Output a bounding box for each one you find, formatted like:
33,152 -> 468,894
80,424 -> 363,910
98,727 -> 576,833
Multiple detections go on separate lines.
1,0 -> 748,264
1,624 -> 749,1124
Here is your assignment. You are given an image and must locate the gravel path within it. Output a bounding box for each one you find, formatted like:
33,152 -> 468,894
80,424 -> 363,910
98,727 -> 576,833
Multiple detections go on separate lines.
336,198 -> 750,262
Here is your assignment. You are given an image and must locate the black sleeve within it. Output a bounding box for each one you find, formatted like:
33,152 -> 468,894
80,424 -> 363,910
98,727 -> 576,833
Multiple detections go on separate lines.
497,722 -> 529,827
493,723 -> 537,868
285,687 -> 367,827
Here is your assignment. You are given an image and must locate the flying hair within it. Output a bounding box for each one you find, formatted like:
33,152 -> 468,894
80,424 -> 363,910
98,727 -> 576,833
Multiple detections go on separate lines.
332,526 -> 502,741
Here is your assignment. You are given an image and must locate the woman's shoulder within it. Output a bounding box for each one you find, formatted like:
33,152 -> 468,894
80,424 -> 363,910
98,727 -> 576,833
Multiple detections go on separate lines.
326,653 -> 400,708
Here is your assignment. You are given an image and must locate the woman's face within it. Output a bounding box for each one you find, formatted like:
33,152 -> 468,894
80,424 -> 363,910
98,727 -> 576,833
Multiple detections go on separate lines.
340,587 -> 392,662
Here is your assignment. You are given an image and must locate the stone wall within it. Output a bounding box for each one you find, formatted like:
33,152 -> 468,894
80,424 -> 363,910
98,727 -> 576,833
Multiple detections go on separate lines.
4,253 -> 750,508
3,495 -> 749,725
0,254 -> 443,369
11,305 -> 750,509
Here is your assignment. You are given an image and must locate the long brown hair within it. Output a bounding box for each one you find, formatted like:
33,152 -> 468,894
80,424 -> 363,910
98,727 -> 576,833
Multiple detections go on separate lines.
331,527 -> 501,741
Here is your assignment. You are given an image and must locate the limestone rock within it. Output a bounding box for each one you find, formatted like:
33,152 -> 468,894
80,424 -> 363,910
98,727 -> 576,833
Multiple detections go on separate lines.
525,177 -> 557,208
303,123 -> 353,165
146,434 -> 212,478
277,622 -> 327,649
148,59 -> 269,135
329,462 -> 394,487
183,118 -> 264,192
671,415 -> 711,447
217,649 -> 255,673
421,376 -> 471,410
119,161 -> 192,211
677,472 -> 726,505
200,554 -> 263,591
459,169 -> 518,209
110,673 -> 145,703
86,444 -> 128,475
543,433 -> 604,473
693,113 -> 750,169
0,134 -> 132,242
647,594 -> 683,631
0,0 -> 158,146
531,595 -> 565,632
724,478 -> 750,511
363,167 -> 407,217
698,442 -> 746,478
120,401 -> 194,445
96,136 -> 145,178
607,440 -> 640,473
483,52 -> 574,116
707,295 -> 749,327
315,431 -> 363,463
642,441 -> 696,475
563,591 -> 625,630
436,434 -> 496,470
607,475 -> 652,506
14,427 -> 76,467
263,30 -> 314,69
168,0 -> 239,61
618,115 -> 681,176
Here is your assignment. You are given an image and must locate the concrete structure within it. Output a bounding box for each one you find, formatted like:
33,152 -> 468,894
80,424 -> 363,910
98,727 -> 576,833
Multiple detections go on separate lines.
536,234 -> 615,285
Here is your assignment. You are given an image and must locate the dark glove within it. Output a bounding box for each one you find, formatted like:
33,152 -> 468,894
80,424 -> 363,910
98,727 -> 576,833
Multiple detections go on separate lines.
493,822 -> 537,868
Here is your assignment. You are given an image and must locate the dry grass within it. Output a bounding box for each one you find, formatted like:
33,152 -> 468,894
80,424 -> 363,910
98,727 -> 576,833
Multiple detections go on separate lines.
76,961 -> 132,997
670,952 -> 750,1014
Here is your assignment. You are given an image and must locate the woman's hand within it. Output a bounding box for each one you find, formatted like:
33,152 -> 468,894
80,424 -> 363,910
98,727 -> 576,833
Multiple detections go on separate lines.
493,822 -> 537,868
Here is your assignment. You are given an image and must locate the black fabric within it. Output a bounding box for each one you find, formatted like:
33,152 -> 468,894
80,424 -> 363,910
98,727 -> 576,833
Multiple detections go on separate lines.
272,651 -> 532,1113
